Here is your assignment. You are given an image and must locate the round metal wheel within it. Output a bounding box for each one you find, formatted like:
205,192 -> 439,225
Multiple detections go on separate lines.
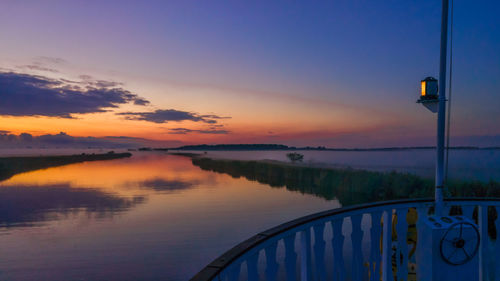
439,221 -> 480,265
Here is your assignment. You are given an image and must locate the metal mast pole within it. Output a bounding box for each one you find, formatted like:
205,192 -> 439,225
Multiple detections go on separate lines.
435,0 -> 449,215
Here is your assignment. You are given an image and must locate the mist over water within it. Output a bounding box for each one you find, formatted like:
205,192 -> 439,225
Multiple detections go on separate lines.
0,150 -> 497,280
186,149 -> 500,182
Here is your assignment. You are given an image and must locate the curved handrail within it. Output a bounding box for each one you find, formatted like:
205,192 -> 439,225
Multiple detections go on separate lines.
190,197 -> 500,280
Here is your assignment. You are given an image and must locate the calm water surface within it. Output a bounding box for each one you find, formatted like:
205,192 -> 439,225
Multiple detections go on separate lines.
0,150 -> 498,280
0,153 -> 338,281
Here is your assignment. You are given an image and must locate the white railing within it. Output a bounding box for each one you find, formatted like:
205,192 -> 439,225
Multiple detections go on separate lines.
191,198 -> 500,281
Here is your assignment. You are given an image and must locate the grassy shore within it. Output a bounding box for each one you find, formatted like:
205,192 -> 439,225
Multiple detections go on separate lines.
190,156 -> 500,206
0,152 -> 132,182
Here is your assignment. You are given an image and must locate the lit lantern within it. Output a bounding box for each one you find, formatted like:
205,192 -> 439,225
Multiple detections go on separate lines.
417,76 -> 439,113
420,76 -> 438,100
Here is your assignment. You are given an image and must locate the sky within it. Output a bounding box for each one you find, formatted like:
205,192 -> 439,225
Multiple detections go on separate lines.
0,0 -> 499,148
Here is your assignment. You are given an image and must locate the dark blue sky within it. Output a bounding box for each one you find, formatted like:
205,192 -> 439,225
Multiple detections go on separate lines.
0,0 -> 498,146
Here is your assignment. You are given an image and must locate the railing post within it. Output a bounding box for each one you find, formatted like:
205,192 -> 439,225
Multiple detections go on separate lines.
370,211 -> 382,281
332,219 -> 345,281
382,210 -> 393,281
478,205 -> 489,281
247,253 -> 259,281
284,233 -> 298,281
313,223 -> 327,281
494,206 -> 500,280
225,263 -> 241,281
265,242 -> 279,281
351,214 -> 364,281
416,206 -> 429,281
300,228 -> 312,281
396,208 -> 409,281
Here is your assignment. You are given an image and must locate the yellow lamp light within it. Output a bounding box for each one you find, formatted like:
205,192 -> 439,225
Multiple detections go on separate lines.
420,77 -> 438,99
417,76 -> 439,113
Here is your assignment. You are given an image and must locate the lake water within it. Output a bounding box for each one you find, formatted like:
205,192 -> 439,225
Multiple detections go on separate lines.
0,150 -> 498,280
0,153 -> 339,281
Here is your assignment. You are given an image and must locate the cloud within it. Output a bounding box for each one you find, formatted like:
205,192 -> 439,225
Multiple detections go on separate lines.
78,74 -> 125,88
35,56 -> 67,64
168,127 -> 230,135
117,109 -> 229,124
0,72 -> 150,118
17,64 -> 59,73
0,131 -> 184,148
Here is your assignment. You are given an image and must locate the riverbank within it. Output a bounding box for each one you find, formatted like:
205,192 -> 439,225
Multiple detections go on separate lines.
0,152 -> 132,181
173,153 -> 500,206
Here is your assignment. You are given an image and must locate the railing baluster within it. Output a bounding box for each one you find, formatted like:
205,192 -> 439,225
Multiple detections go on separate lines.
369,211 -> 382,281
265,242 -> 279,281
479,205 -> 489,281
382,210 -> 393,281
462,205 -> 475,220
494,206 -> 500,281
284,233 -> 298,281
332,218 -> 345,281
193,201 -> 500,281
226,263 -> 241,281
396,208 -> 409,281
313,223 -> 327,281
300,228 -> 313,281
351,214 -> 364,281
247,253 -> 259,281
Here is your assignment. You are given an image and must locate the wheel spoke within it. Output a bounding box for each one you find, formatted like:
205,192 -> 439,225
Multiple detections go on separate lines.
447,248 -> 459,261
462,247 -> 471,259
459,223 -> 463,238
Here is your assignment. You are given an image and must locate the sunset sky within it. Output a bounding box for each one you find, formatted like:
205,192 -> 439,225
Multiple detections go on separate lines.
0,0 -> 498,148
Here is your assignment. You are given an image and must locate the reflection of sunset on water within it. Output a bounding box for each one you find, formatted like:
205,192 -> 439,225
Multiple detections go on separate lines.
0,153 -> 338,280
1,154 -> 217,195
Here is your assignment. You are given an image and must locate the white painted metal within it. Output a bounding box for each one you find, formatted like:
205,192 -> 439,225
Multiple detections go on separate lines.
434,0 -> 449,217
199,200 -> 500,281
284,233 -> 297,281
478,206 -> 488,281
300,229 -> 312,281
350,214 -> 364,281
369,211 -> 382,281
418,215 -> 479,281
331,218 -> 345,281
396,208 -> 409,281
264,242 -> 278,281
494,207 -> 500,281
313,223 -> 327,281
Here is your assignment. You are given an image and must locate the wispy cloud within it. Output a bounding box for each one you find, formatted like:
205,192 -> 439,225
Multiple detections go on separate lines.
35,56 -> 67,65
0,72 -> 150,118
117,109 -> 230,124
17,64 -> 59,73
168,127 -> 230,135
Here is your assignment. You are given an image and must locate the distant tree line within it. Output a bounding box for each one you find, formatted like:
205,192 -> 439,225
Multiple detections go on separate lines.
172,143 -> 499,151
0,153 -> 132,182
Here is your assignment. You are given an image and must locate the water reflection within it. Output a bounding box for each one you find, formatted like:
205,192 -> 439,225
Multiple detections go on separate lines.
0,153 -> 338,281
191,156 -> 500,207
191,157 -> 436,206
128,178 -> 198,193
0,183 -> 144,228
